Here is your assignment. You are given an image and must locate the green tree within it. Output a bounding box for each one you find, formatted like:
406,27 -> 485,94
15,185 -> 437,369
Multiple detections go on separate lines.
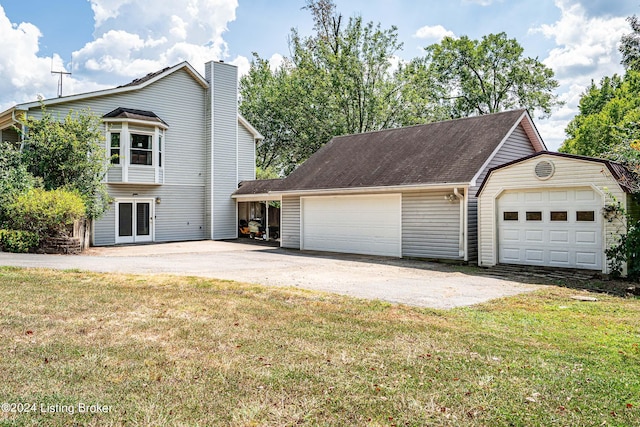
560,71 -> 640,157
0,140 -> 41,225
620,15 -> 640,71
406,33 -> 561,119
18,106 -> 111,219
239,0 -> 405,173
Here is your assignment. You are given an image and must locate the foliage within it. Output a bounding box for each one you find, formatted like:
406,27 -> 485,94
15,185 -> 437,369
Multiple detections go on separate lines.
18,105 -> 111,219
0,229 -> 40,253
407,32 -> 562,119
604,195 -> 640,280
621,15 -> 640,71
560,72 -> 640,158
240,0 -> 405,173
4,188 -> 85,238
255,165 -> 281,180
0,141 -> 41,226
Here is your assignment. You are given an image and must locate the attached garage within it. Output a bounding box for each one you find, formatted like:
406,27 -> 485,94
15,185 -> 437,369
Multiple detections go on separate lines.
301,194 -> 402,257
478,152 -> 635,273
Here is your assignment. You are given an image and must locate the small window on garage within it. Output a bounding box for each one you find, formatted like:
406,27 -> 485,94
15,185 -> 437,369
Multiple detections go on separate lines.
550,211 -> 568,221
577,211 -> 595,222
526,211 -> 542,221
503,211 -> 518,221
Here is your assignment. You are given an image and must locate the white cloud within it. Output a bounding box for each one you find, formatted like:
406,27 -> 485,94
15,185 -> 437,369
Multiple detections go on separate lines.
413,25 -> 455,41
531,0 -> 628,151
532,0 -> 626,80
75,0 -> 239,82
463,0 -> 496,5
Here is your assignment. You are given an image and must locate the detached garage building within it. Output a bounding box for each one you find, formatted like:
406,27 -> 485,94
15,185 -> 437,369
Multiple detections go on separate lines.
235,110 -> 547,261
477,152 -> 636,273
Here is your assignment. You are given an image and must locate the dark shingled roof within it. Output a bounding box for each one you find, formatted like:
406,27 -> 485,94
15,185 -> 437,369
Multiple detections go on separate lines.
103,107 -> 168,126
118,67 -> 171,88
277,109 -> 532,191
235,179 -> 286,195
476,151 -> 639,195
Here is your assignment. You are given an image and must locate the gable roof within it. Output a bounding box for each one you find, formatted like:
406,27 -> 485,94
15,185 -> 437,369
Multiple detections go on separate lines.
476,151 -> 638,195
277,109 -> 543,193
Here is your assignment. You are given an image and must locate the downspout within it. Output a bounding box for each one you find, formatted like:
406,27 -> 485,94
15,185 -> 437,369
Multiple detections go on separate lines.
454,188 -> 465,258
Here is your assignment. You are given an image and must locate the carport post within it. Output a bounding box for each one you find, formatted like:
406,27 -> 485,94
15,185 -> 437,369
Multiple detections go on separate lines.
265,201 -> 269,241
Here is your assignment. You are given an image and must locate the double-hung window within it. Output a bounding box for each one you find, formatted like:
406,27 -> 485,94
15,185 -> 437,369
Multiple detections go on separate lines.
110,133 -> 121,164
131,133 -> 153,166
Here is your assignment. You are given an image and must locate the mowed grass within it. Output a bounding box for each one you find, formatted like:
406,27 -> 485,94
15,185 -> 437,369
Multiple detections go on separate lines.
0,267 -> 639,426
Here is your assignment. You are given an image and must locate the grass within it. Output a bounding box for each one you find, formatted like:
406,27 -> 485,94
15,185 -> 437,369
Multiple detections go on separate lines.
0,266 -> 638,426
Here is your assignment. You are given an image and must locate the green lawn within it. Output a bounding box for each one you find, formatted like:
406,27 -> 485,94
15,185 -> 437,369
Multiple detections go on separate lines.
0,266 -> 638,426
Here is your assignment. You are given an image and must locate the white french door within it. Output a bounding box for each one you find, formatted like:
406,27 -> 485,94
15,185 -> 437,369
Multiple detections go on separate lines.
116,199 -> 154,244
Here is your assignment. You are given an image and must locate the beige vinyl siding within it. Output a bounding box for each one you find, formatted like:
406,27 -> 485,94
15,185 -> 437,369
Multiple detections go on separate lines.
238,124 -> 256,182
468,124 -> 537,261
93,184 -> 206,246
477,155 -> 626,272
281,196 -> 301,249
210,62 -> 239,239
402,191 -> 462,259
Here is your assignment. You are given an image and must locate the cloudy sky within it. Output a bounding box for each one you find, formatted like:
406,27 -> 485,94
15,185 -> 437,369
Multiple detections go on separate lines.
0,0 -> 636,150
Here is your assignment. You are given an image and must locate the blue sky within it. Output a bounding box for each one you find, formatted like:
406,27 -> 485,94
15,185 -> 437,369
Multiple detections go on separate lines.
0,0 -> 636,150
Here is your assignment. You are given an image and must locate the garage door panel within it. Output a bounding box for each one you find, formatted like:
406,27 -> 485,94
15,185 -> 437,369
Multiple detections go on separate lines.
549,251 -> 570,264
525,230 -> 543,242
524,249 -> 544,262
549,231 -> 569,243
302,195 -> 401,257
498,188 -> 603,270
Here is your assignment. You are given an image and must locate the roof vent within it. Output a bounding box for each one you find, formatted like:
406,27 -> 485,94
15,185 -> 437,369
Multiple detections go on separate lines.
534,160 -> 554,180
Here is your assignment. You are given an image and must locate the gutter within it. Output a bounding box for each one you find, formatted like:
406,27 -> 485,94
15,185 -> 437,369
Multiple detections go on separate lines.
454,187 -> 465,258
271,182 -> 471,197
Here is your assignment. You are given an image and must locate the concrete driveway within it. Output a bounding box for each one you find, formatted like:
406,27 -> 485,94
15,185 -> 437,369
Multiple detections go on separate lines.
0,240 -> 541,309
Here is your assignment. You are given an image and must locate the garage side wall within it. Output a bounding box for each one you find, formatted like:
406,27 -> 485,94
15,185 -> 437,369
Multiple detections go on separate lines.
281,196 -> 301,249
477,155 -> 627,272
402,191 -> 462,259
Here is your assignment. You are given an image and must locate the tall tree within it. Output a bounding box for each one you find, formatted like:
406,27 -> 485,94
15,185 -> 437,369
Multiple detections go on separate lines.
560,71 -> 640,158
239,0 -> 405,174
620,15 -> 640,71
405,33 -> 561,119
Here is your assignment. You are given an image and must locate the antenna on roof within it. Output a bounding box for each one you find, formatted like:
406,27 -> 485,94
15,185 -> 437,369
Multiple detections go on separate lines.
51,58 -> 72,98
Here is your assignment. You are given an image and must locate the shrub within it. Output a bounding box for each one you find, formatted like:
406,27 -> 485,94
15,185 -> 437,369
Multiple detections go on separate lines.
4,188 -> 85,237
0,230 -> 40,253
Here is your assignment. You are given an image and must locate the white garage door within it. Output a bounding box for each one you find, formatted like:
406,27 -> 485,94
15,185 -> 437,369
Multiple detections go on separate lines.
301,194 -> 401,257
498,188 -> 603,270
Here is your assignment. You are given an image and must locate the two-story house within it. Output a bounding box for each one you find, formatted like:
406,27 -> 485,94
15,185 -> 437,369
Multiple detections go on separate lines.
0,61 -> 262,246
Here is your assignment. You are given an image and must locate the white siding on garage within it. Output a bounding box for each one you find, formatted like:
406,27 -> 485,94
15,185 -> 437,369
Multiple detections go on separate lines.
301,194 -> 401,257
281,196 -> 301,249
468,124 -> 537,261
478,154 -> 627,273
402,190 -> 462,259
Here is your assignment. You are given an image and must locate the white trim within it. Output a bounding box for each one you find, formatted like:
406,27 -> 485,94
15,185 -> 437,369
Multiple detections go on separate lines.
209,63 -> 216,240
104,117 -> 169,130
238,115 -> 264,141
114,198 -> 155,244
